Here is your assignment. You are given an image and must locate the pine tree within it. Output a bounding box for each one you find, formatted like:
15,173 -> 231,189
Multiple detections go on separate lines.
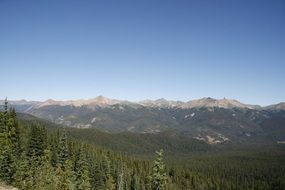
74,146 -> 91,190
87,155 -> 99,190
117,165 -> 126,190
13,154 -> 34,190
34,148 -> 56,190
92,159 -> 105,188
106,175 -> 116,190
130,172 -> 140,190
102,155 -> 111,182
3,97 -> 8,126
27,124 -> 47,159
0,112 -> 5,142
0,100 -> 16,184
0,147 -> 14,184
101,155 -> 116,189
54,131 -> 74,190
149,149 -> 167,190
55,160 -> 74,190
58,129 -> 69,169
8,108 -> 21,156
0,114 -> 5,176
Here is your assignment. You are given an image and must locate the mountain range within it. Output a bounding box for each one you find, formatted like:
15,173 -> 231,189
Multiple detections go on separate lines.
1,96 -> 285,145
2,96 -> 285,111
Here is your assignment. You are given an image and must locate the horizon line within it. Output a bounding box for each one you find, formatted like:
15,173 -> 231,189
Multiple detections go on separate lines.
0,96 -> 284,107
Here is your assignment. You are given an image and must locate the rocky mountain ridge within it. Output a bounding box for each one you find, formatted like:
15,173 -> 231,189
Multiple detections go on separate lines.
2,96 -> 285,145
1,96 -> 284,111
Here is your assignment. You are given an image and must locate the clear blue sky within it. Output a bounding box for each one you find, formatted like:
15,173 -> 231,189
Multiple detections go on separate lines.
0,0 -> 284,105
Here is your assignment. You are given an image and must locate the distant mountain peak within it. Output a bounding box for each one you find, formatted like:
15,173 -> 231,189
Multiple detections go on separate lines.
95,95 -> 108,100
1,97 -> 284,111
154,98 -> 168,103
182,97 -> 257,109
46,99 -> 56,103
265,102 -> 285,110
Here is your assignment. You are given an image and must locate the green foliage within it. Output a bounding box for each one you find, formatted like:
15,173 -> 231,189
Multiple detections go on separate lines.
0,148 -> 14,184
130,172 -> 140,190
13,156 -> 34,189
117,164 -> 127,190
0,99 -> 17,184
27,123 -> 47,159
149,149 -> 167,190
33,148 -> 56,190
74,146 -> 91,190
8,108 -> 21,156
54,160 -> 74,190
58,129 -> 69,169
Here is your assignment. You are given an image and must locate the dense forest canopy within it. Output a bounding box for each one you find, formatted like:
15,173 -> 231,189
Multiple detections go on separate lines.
1,99 -> 285,190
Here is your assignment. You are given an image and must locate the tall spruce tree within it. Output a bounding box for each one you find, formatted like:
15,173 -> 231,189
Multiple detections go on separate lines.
34,148 -> 56,190
117,164 -> 126,190
54,130 -> 74,189
0,99 -> 16,184
13,155 -> 34,190
130,172 -> 140,190
27,124 -> 47,159
3,97 -> 8,126
9,108 -> 21,156
58,129 -> 69,169
55,160 -> 74,190
149,149 -> 167,190
74,146 -> 91,190
102,155 -> 116,189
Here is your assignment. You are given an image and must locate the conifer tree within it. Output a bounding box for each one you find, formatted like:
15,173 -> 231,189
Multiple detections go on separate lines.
55,160 -> 74,190
34,148 -> 56,190
13,154 -> 34,190
0,112 -> 5,142
0,147 -> 14,184
58,129 -> 69,169
101,155 -> 116,189
117,165 -> 126,190
27,124 -> 47,159
0,112 -> 6,163
106,175 -> 116,190
74,146 -> 91,190
54,131 -> 74,190
0,100 -> 16,184
3,97 -> 8,126
149,149 -> 167,190
9,108 -> 21,156
92,159 -> 105,188
130,172 -> 140,190
0,100 -> 8,151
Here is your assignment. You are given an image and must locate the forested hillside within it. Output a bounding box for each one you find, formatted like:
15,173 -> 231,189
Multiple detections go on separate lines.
8,98 -> 285,145
1,100 -> 285,190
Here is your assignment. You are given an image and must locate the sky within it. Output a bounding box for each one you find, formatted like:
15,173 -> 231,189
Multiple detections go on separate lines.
0,0 -> 284,105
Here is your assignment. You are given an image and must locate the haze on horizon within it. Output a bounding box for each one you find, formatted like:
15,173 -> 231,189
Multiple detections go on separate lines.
0,0 -> 284,106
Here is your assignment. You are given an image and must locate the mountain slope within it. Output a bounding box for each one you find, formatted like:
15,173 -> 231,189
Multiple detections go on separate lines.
17,113 -> 211,155
4,96 -> 283,111
4,97 -> 285,144
19,105 -> 285,144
